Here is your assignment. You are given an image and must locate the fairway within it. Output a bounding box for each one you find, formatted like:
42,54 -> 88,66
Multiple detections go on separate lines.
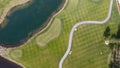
66,0 -> 79,11
1,0 -> 120,68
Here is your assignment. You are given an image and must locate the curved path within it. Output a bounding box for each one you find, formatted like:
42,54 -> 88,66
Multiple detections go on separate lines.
59,0 -> 113,68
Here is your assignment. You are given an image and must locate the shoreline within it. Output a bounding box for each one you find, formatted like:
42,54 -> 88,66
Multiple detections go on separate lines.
0,56 -> 22,68
0,0 -> 68,68
0,46 -> 24,68
0,0 -> 68,48
0,0 -> 30,25
26,0 -> 68,45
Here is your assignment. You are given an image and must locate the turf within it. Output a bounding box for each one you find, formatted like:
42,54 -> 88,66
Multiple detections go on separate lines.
36,18 -> 61,47
7,0 -> 120,68
0,0 -> 11,16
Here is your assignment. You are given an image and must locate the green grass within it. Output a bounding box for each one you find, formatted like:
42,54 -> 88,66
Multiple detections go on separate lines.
36,18 -> 61,47
0,0 -> 11,15
66,0 -> 79,11
8,0 -> 120,68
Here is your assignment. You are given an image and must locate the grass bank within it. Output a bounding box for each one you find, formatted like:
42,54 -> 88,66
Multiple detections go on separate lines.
0,0 -> 29,24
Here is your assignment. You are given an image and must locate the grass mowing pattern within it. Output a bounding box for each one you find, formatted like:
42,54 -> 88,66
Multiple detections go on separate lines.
8,0 -> 120,68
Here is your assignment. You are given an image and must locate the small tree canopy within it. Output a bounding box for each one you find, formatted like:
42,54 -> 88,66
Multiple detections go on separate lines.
103,26 -> 110,38
116,25 -> 120,39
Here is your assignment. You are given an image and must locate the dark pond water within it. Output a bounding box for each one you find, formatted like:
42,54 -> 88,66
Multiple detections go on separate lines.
0,0 -> 63,47
0,56 -> 22,68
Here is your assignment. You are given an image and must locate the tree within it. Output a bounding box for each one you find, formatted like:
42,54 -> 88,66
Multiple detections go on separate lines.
103,26 -> 111,38
116,25 -> 120,39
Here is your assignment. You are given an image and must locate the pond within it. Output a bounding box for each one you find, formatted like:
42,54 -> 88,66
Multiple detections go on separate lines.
0,0 -> 63,47
0,56 -> 22,68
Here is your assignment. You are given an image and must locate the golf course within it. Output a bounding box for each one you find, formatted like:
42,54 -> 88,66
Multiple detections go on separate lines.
0,0 -> 120,68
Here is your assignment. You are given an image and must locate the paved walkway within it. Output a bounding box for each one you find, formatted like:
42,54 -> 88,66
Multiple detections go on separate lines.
59,0 -> 113,68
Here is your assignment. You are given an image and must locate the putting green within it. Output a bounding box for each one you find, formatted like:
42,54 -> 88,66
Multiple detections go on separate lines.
36,18 -> 61,47
11,49 -> 22,59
